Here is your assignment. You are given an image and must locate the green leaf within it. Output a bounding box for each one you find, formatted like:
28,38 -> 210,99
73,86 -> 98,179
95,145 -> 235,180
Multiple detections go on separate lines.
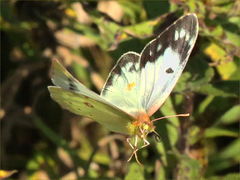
188,55 -> 215,84
158,98 -> 179,147
174,71 -> 192,92
119,1 -> 142,24
217,139 -> 240,160
210,25 -> 224,37
229,57 -> 240,80
174,150 -> 201,179
123,19 -> 157,38
204,42 -> 237,80
156,142 -> 168,166
225,30 -> 240,47
143,0 -> 170,18
204,127 -> 238,138
192,81 -> 238,97
207,160 -> 237,176
211,0 -> 234,13
93,17 -> 121,48
206,173 -> 240,180
204,173 -> 240,180
216,105 -> 240,125
154,160 -> 167,180
187,0 -> 198,12
176,55 -> 215,93
125,163 -> 145,180
229,16 -> 240,29
207,138 -> 240,174
196,95 -> 215,115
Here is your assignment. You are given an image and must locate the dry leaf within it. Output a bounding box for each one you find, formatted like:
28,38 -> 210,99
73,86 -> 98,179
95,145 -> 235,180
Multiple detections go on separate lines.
72,3 -> 92,24
97,1 -> 123,22
55,30 -> 96,49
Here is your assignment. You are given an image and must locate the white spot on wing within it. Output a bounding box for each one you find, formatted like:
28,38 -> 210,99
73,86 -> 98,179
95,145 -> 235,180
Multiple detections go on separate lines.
125,62 -> 132,70
150,50 -> 153,56
174,31 -> 179,41
164,47 -> 180,64
157,44 -> 162,51
185,32 -> 190,41
180,29 -> 185,38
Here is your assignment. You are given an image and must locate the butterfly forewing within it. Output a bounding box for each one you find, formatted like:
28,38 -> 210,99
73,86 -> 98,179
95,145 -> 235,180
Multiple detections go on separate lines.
139,13 -> 198,116
101,52 -> 144,117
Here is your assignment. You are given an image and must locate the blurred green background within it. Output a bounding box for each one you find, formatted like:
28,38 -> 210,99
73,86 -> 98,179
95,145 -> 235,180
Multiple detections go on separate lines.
1,0 -> 239,179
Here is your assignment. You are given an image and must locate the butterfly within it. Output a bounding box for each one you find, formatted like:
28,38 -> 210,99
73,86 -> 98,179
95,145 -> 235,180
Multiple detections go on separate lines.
48,13 -> 198,164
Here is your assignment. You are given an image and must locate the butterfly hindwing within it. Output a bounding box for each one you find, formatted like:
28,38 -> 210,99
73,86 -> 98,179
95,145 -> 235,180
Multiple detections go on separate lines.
139,13 -> 199,116
48,86 -> 134,134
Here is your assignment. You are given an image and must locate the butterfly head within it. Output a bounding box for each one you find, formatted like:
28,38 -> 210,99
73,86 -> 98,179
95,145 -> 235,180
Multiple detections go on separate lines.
129,113 -> 155,139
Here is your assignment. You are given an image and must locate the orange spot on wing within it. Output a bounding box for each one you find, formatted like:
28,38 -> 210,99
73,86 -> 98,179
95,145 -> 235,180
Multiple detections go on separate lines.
127,82 -> 136,91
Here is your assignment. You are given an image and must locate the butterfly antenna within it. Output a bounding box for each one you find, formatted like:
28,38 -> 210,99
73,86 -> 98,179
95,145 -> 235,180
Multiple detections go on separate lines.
152,113 -> 190,122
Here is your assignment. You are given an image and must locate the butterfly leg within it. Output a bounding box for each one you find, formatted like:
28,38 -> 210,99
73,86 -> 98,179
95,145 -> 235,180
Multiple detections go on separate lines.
135,136 -> 151,164
138,127 -> 150,149
126,137 -> 135,150
132,135 -> 143,165
126,136 -> 138,160
133,136 -> 143,165
126,137 -> 135,162
131,138 -> 150,165
127,136 -> 142,164
142,138 -> 150,149
127,135 -> 148,165
134,138 -> 151,165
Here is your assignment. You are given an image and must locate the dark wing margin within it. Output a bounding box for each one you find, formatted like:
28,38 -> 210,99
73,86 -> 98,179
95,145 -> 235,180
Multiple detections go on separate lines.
140,13 -> 198,68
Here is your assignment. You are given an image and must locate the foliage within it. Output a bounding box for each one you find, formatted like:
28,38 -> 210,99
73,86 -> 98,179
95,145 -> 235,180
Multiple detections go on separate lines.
1,0 -> 239,179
